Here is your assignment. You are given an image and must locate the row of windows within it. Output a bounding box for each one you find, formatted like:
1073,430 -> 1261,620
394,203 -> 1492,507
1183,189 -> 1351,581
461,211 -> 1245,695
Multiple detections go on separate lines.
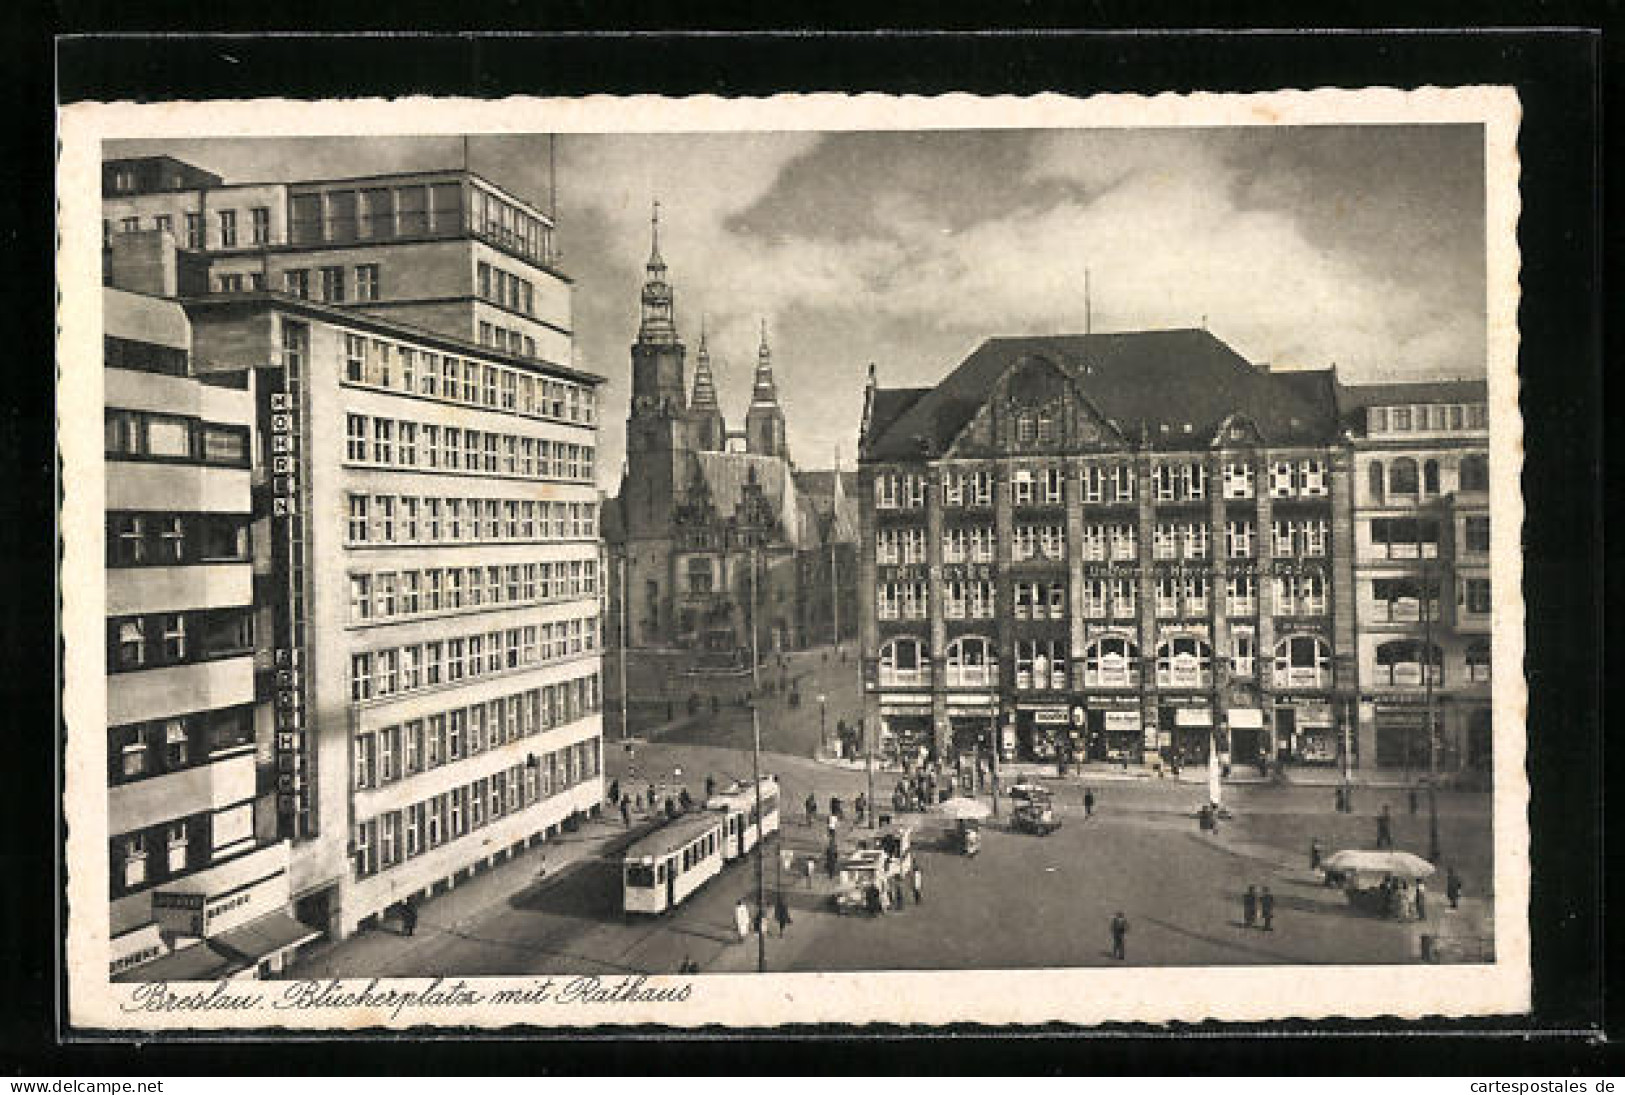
105,410 -> 251,468
107,704 -> 255,786
110,813 -> 214,897
340,332 -> 595,425
348,558 -> 598,626
344,494 -> 597,546
105,336 -> 189,378
288,180 -> 464,247
886,459 -> 1331,510
353,739 -> 599,881
106,511 -> 251,567
343,414 -> 594,482
1368,404 -> 1488,435
353,676 -> 601,790
478,321 -> 538,360
1363,576 -> 1494,623
105,207 -> 270,250
476,261 -> 537,316
1366,455 -> 1488,502
1371,639 -> 1491,685
348,615 -> 599,703
876,632 -> 1335,691
877,574 -> 1326,622
281,264 -> 381,303
108,609 -> 255,673
900,520 -> 1329,566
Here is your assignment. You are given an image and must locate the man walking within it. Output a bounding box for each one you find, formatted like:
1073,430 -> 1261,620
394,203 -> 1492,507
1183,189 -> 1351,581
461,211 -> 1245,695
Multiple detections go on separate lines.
805,792 -> 818,827
824,841 -> 840,880
1243,885 -> 1258,929
619,797 -> 631,827
1260,886 -> 1275,932
911,863 -> 924,905
774,893 -> 792,937
1415,879 -> 1428,920
1376,804 -> 1394,850
734,898 -> 751,943
400,899 -> 418,938
1084,789 -> 1095,818
1310,837 -> 1323,871
1446,866 -> 1463,910
1110,911 -> 1129,960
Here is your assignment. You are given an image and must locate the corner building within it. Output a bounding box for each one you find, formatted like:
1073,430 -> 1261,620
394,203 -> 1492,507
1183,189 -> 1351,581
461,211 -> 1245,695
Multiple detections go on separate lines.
103,154 -> 605,950
857,332 -> 1357,771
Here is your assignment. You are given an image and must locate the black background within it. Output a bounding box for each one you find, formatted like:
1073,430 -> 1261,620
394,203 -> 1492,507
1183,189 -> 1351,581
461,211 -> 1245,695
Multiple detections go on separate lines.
3,10 -> 1612,1076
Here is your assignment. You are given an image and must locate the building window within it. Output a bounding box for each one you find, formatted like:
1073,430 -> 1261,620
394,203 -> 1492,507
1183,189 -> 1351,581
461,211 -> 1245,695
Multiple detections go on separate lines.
1367,461 -> 1385,503
1222,461 -> 1255,499
1371,577 -> 1439,623
120,834 -> 148,890
1388,457 -> 1419,497
1272,634 -> 1331,689
218,210 -> 237,248
1422,459 -> 1440,496
355,264 -> 380,301
1231,629 -> 1257,678
1083,636 -> 1139,688
1464,577 -> 1492,615
1155,636 -> 1213,688
1465,639 -> 1491,682
250,206 -> 270,244
877,637 -> 928,686
1459,454 -> 1489,492
320,266 -> 345,303
943,636 -> 994,688
1298,459 -> 1327,497
1465,515 -> 1490,553
1374,640 -> 1442,687
283,268 -> 310,299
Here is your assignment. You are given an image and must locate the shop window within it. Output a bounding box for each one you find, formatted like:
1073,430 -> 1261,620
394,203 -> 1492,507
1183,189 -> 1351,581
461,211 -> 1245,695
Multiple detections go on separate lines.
1272,634 -> 1331,689
1083,636 -> 1139,688
1155,636 -> 1212,688
944,636 -> 995,688
1374,640 -> 1443,687
878,637 -> 929,686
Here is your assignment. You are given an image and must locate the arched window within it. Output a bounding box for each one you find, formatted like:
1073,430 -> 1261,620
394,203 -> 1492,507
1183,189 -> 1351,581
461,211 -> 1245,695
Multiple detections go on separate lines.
1465,638 -> 1491,682
878,636 -> 929,686
943,636 -> 996,688
1155,635 -> 1213,688
1389,457 -> 1419,497
1459,454 -> 1488,492
1015,638 -> 1068,691
1423,459 -> 1440,496
1374,639 -> 1443,687
1083,635 -> 1140,688
1367,461 -> 1385,504
1272,634 -> 1331,689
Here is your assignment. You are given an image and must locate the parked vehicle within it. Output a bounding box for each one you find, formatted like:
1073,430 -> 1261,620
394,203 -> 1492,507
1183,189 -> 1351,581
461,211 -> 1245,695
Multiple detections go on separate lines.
1012,787 -> 1061,836
953,817 -> 982,856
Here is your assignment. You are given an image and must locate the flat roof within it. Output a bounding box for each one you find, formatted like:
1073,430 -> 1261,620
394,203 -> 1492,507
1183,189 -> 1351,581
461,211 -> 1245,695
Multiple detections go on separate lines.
181,291 -> 604,386
624,814 -> 724,861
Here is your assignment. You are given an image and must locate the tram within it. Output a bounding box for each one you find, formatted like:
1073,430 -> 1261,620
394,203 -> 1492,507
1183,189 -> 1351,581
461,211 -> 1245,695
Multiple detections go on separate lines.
706,775 -> 782,862
622,812 -> 727,916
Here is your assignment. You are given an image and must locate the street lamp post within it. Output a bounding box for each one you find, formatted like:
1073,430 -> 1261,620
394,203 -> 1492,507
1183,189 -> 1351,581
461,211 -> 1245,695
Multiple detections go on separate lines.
748,544 -> 767,974
818,693 -> 828,758
1423,544 -> 1442,863
864,718 -> 876,829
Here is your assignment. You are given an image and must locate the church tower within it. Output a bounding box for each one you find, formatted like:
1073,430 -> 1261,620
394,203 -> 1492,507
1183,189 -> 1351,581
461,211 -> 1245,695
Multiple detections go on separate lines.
744,319 -> 789,460
625,201 -> 689,543
684,316 -> 727,452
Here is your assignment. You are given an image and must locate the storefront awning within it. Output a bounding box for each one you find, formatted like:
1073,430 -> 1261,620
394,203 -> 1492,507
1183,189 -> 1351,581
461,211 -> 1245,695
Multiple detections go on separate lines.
208,911 -> 322,966
1227,708 -> 1264,729
113,939 -> 240,983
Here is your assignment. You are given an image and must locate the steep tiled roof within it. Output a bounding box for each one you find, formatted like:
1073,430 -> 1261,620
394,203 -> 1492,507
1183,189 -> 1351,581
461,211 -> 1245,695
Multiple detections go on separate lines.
863,388 -> 930,453
1335,377 -> 1488,412
689,451 -> 806,549
862,330 -> 1341,459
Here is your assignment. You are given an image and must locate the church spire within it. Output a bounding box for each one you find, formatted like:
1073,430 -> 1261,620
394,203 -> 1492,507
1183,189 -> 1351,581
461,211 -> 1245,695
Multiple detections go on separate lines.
689,314 -> 720,410
638,198 -> 678,344
751,318 -> 779,406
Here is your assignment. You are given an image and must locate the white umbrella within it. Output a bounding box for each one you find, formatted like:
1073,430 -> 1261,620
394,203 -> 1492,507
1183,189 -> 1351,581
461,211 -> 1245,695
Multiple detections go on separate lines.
933,796 -> 991,820
1322,850 -> 1436,878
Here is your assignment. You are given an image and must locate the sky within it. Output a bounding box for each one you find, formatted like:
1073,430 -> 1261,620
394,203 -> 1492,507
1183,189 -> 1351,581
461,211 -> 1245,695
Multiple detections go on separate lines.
109,127 -> 1486,489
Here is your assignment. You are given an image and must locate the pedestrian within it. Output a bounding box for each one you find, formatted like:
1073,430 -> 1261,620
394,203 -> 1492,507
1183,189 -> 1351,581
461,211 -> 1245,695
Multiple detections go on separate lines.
608,778 -> 620,805
774,893 -> 792,936
1243,885 -> 1258,929
1260,887 -> 1275,931
911,863 -> 923,904
648,784 -> 658,811
855,792 -> 868,825
1446,866 -> 1462,910
1110,911 -> 1129,960
705,774 -> 716,800
619,798 -> 631,827
734,898 -> 751,943
1415,879 -> 1428,920
665,796 -> 678,820
1334,786 -> 1345,813
401,899 -> 418,937
805,855 -> 816,888
805,792 -> 818,827
893,873 -> 906,911
826,812 -> 839,842
824,842 -> 839,879
866,882 -> 883,917
1376,805 -> 1394,849
1084,789 -> 1095,817
679,787 -> 693,812
1310,837 -> 1323,871
830,795 -> 843,821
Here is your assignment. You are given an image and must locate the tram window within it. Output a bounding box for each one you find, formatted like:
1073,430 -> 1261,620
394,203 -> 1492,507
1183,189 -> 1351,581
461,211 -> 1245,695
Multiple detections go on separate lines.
626,864 -> 655,887
655,863 -> 665,884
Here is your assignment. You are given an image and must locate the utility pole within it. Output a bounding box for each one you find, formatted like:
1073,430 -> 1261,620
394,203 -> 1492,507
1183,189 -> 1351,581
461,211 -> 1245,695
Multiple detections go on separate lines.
1424,539 -> 1441,863
749,544 -> 766,973
865,718 -> 876,829
830,443 -> 842,650
619,550 -> 630,743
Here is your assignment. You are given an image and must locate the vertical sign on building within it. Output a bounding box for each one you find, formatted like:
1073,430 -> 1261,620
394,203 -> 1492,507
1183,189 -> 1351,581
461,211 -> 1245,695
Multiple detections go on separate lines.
269,319 -> 315,838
